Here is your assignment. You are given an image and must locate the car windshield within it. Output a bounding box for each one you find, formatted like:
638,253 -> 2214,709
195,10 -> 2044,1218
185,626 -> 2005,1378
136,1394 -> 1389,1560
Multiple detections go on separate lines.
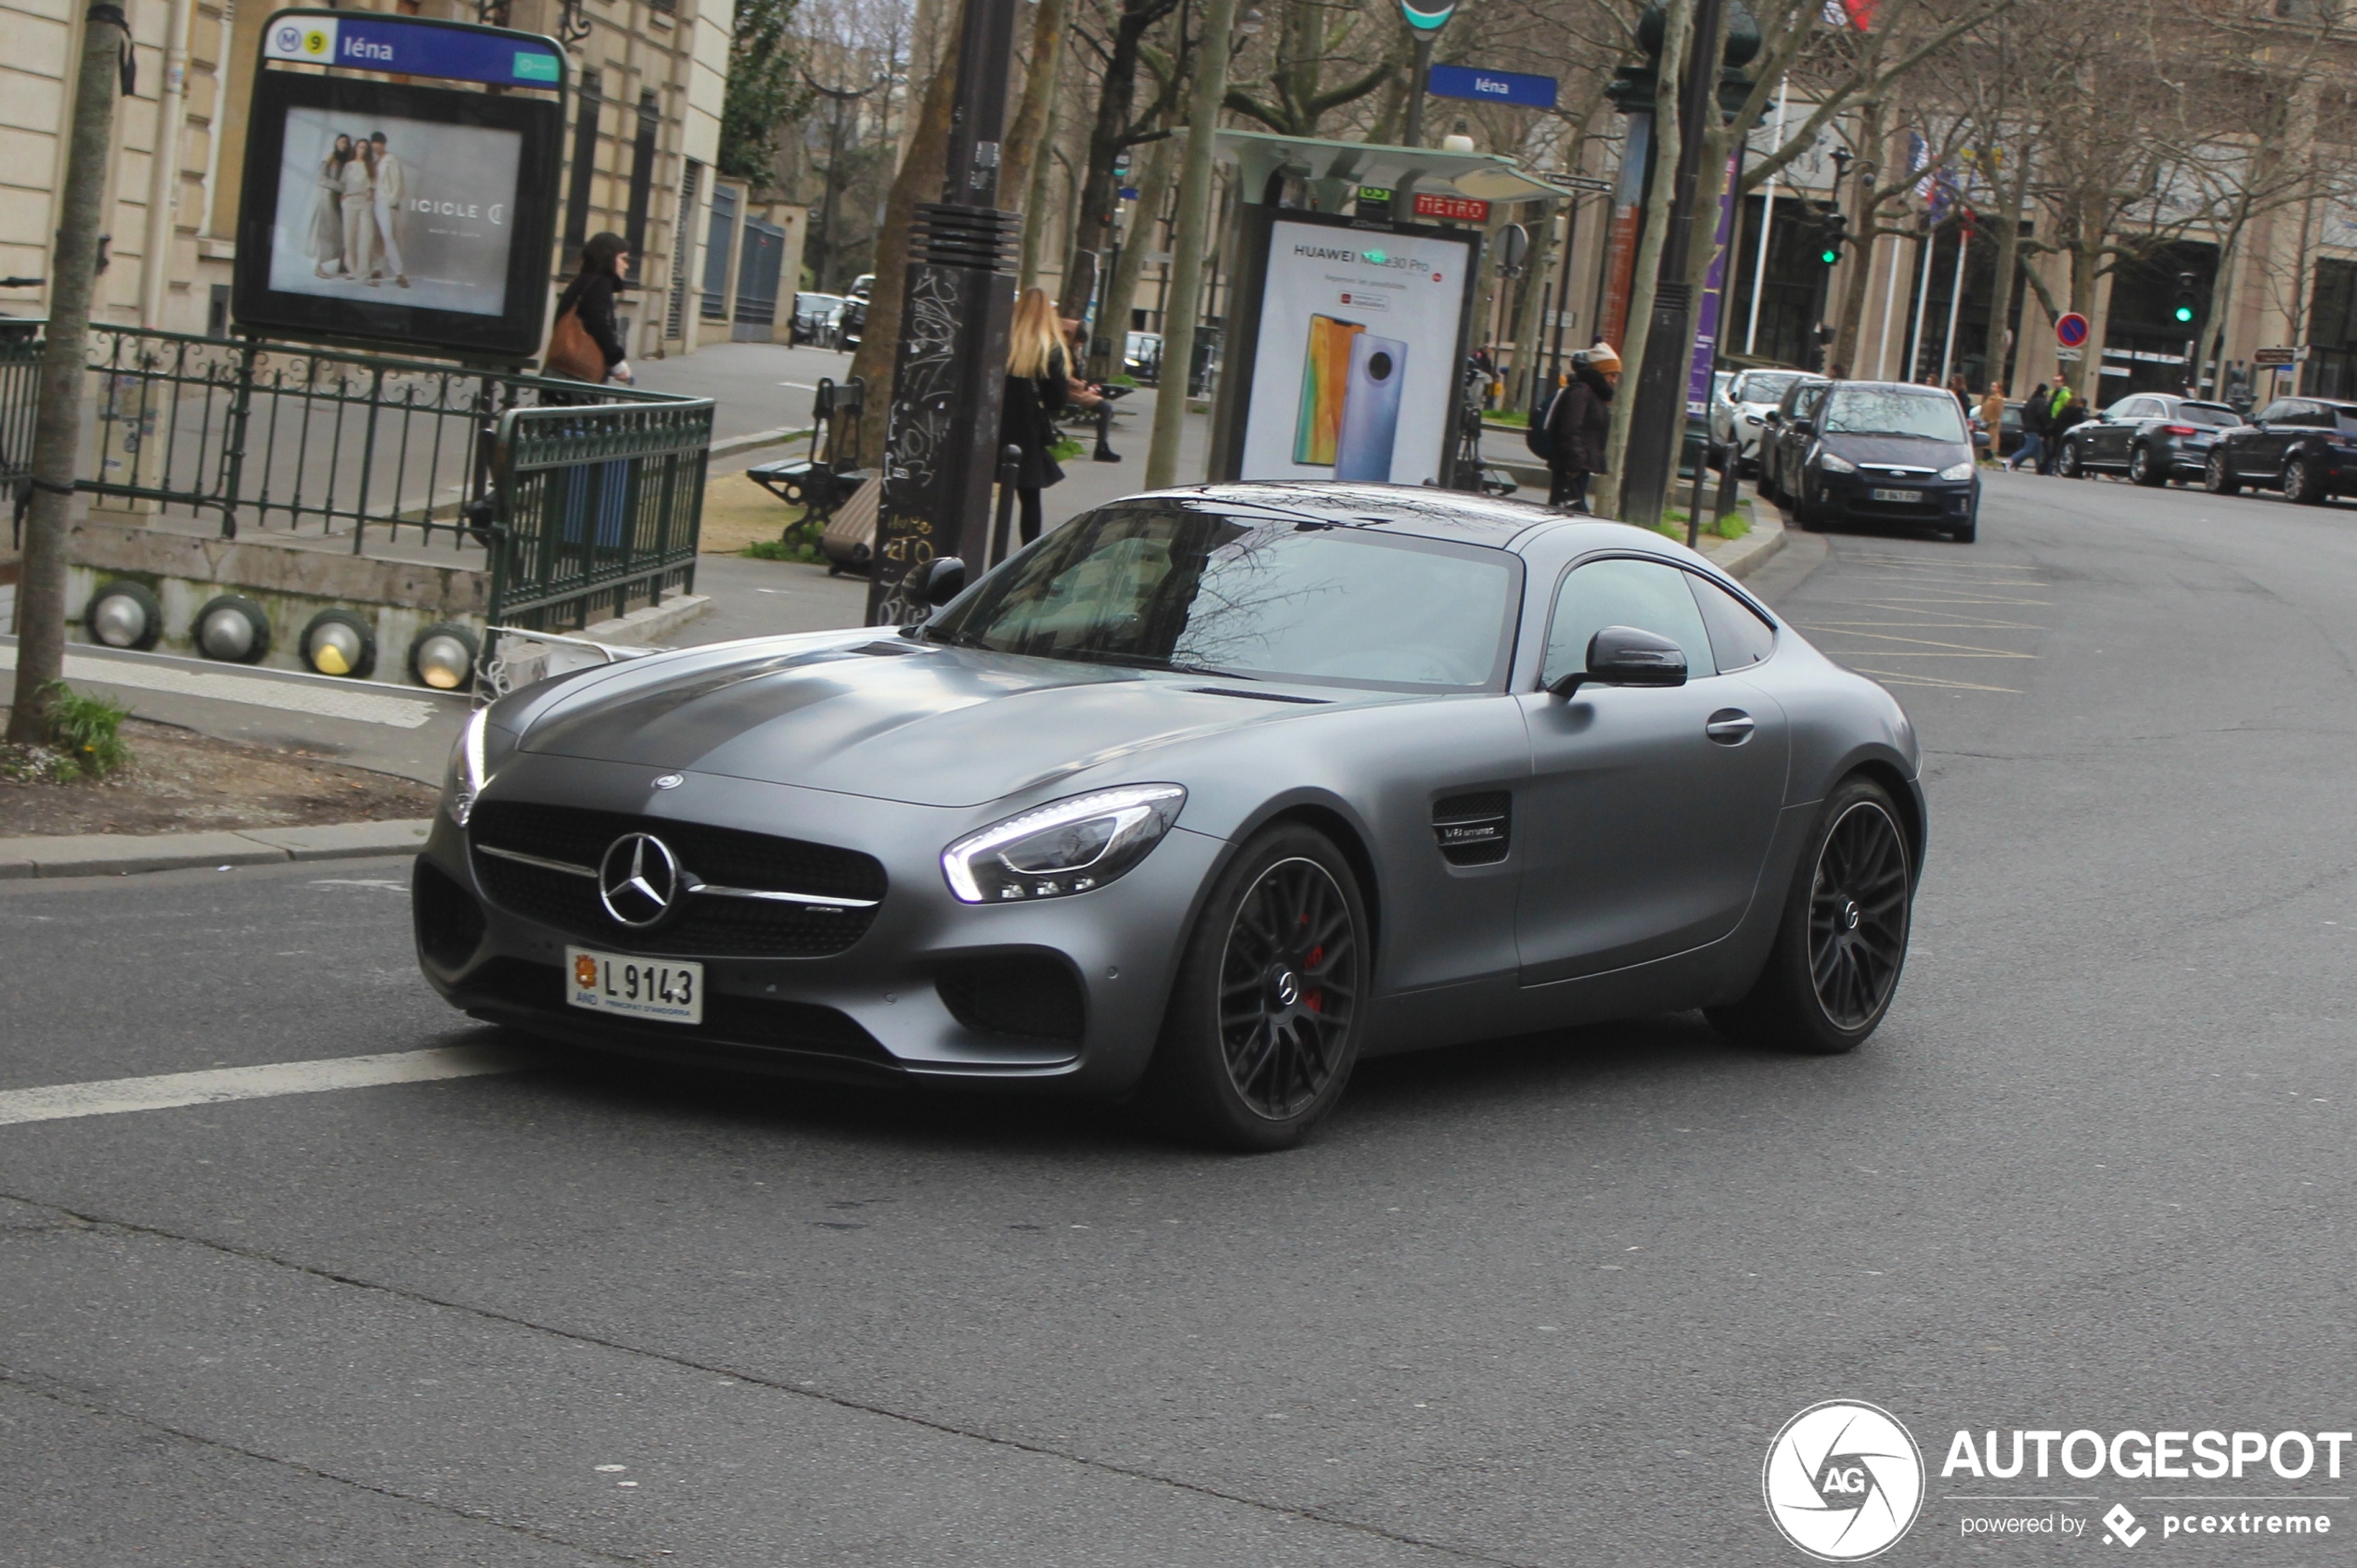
929,501 -> 1521,692
1822,387 -> 1966,441
1745,372 -> 1803,405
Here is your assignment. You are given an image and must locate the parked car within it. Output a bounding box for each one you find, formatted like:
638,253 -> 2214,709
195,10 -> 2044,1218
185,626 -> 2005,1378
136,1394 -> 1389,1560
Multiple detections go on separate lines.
1713,368 -> 1811,474
2055,392 -> 2240,486
415,483 -> 1926,1150
791,292 -> 846,347
1770,379 -> 1980,543
1125,330 -> 1164,385
2200,395 -> 2357,503
847,274 -> 874,300
837,294 -> 866,352
1755,376 -> 1832,506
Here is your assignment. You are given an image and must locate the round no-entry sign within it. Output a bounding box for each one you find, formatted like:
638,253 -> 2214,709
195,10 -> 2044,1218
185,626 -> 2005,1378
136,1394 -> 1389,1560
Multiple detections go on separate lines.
2056,312 -> 2091,348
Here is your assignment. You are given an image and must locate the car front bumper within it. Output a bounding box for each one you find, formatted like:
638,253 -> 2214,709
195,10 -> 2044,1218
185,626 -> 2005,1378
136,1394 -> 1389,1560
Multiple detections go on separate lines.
1809,469 -> 1977,528
411,754 -> 1228,1095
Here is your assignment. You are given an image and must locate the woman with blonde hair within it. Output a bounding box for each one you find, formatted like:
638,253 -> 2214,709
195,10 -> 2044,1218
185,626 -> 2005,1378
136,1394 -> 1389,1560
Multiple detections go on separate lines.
1000,287 -> 1069,545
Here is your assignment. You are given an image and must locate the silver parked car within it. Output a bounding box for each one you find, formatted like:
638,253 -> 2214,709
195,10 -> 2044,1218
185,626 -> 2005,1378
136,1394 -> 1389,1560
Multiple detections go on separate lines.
1713,368 -> 1813,474
416,484 -> 1926,1149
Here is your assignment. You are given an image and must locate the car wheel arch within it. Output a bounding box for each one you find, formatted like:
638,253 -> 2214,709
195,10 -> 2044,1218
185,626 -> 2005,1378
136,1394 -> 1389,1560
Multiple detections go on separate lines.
1233,799 -> 1385,963
1841,757 -> 1926,875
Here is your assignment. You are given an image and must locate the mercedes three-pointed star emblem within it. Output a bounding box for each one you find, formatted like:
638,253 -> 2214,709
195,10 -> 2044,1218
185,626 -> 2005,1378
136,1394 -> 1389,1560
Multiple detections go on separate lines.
599,832 -> 684,928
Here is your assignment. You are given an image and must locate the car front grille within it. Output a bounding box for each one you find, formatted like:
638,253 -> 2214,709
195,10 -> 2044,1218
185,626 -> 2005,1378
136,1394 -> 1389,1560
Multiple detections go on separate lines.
468,801 -> 887,958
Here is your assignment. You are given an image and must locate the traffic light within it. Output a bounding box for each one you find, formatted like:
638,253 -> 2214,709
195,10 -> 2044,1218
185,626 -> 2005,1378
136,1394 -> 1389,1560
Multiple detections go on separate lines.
1818,212 -> 1848,266
2173,272 -> 2198,326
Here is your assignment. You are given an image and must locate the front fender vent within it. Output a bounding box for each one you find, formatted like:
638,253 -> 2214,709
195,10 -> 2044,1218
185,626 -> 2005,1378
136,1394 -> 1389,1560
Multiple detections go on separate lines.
1433,790 -> 1511,866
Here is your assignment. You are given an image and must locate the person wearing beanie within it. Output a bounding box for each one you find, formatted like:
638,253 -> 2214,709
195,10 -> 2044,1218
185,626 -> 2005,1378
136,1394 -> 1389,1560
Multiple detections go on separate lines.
1544,342 -> 1620,511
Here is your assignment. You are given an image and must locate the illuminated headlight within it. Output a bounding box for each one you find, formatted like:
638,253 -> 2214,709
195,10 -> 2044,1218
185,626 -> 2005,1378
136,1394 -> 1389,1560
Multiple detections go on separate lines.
443,709 -> 515,826
1818,450 -> 1858,473
943,784 -> 1187,903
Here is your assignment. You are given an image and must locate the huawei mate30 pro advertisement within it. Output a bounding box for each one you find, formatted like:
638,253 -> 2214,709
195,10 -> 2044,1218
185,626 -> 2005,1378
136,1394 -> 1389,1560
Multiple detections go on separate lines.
1242,215 -> 1476,486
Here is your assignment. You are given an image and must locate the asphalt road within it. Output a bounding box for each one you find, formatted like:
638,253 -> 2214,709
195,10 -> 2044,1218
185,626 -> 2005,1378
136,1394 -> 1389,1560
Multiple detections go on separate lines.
3,469 -> 2353,1566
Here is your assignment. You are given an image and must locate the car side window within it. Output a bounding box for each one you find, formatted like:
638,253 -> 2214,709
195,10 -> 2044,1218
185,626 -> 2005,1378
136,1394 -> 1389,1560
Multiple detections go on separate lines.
1541,558 -> 1718,688
2254,400 -> 2294,425
1795,385 -> 1825,420
2106,398 -> 2144,420
1688,575 -> 1777,671
2292,402 -> 2333,428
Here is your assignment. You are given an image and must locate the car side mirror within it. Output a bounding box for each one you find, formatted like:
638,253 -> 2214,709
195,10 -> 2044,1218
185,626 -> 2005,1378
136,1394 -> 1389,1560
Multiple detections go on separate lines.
912,556 -> 967,608
1547,625 -> 1689,698
1764,410 -> 1783,425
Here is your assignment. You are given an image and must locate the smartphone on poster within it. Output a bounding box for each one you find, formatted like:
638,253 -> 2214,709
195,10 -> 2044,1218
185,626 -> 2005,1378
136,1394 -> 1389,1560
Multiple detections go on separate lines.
1333,332 -> 1407,482
1294,315 -> 1364,466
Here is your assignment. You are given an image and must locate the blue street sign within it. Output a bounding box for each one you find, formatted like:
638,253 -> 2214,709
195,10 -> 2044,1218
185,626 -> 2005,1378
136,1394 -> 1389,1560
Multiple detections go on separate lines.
263,11 -> 564,90
1426,63 -> 1558,111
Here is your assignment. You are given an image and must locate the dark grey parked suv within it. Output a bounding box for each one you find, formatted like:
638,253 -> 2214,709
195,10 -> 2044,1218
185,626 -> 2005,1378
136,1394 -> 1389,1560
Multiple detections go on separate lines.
1769,381 -> 1980,543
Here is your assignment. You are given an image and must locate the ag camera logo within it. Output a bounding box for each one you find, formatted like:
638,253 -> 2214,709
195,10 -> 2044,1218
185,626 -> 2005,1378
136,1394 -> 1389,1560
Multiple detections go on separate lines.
1764,1400 -> 1926,1561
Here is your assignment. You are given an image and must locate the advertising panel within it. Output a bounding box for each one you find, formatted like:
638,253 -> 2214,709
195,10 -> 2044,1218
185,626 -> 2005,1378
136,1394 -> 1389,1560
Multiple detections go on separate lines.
232,19 -> 563,362
1238,217 -> 1478,487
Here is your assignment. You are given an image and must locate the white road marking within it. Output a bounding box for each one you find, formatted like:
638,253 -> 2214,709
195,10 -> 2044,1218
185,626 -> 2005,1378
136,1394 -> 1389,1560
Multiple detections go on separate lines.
0,645 -> 440,729
0,1045 -> 531,1127
778,380 -> 820,390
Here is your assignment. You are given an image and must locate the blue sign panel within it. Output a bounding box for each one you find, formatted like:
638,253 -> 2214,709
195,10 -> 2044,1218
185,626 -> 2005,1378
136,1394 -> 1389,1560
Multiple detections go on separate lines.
1426,64 -> 1558,110
263,12 -> 563,90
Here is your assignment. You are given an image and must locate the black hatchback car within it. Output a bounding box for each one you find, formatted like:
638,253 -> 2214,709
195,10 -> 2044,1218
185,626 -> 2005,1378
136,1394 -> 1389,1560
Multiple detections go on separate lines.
2203,395 -> 2357,504
1773,381 -> 1980,543
2056,392 -> 2239,486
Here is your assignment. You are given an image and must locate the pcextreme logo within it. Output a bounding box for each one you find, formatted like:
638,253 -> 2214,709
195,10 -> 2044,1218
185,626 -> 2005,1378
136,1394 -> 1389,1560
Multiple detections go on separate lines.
1764,1400 -> 1926,1562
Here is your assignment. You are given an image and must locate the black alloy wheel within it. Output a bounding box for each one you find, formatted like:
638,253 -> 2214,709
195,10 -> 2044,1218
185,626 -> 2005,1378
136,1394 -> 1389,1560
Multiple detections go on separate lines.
2205,448 -> 2241,495
1708,777 -> 1914,1055
2130,444 -> 2166,487
2285,455 -> 2328,506
2058,442 -> 2083,479
1148,825 -> 1368,1150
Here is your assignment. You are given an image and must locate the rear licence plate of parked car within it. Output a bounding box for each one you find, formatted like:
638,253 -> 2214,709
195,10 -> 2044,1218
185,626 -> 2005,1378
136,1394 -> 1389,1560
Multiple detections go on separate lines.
567,946 -> 702,1024
1870,487 -> 1921,503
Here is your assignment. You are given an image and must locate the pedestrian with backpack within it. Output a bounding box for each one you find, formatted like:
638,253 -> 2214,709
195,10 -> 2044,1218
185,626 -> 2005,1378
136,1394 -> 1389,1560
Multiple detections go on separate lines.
1544,344 -> 1619,511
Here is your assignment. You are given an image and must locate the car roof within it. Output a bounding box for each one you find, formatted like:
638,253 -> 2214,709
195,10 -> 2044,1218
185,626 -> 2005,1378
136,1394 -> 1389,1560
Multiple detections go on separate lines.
1128,482 -> 1580,546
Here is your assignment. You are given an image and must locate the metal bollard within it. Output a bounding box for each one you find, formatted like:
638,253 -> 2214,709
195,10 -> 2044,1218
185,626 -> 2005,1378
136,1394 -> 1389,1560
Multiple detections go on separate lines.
988,443 -> 1024,567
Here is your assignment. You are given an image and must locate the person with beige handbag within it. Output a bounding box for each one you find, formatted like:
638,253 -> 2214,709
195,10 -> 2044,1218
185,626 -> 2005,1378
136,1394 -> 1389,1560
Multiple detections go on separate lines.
545,233 -> 634,388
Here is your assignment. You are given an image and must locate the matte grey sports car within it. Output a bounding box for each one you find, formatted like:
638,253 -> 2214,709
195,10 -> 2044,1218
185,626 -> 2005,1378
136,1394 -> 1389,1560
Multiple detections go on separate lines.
413,482 -> 1925,1149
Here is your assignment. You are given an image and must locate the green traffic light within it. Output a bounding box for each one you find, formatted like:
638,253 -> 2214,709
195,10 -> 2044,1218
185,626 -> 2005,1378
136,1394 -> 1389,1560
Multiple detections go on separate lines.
1821,248 -> 1841,265
2174,304 -> 2196,323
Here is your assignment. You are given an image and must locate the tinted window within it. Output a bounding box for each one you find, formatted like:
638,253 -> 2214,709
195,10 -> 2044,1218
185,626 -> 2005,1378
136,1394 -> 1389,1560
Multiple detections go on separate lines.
935,502 -> 1521,692
1541,558 -> 1716,688
1689,575 -> 1777,671
1745,372 -> 1803,405
1793,383 -> 1828,418
2175,404 -> 2239,428
1822,387 -> 1968,441
2255,400 -> 2297,424
2106,398 -> 2148,419
2328,405 -> 2357,432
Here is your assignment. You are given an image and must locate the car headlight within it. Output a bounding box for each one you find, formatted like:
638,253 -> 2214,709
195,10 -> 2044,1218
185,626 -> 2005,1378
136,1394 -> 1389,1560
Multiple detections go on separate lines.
942,784 -> 1187,903
443,708 -> 516,826
1938,461 -> 1976,481
1818,450 -> 1858,473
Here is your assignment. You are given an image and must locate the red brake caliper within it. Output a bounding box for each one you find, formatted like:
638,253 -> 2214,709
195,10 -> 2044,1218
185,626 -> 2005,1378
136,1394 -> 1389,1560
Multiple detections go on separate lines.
1303,943 -> 1324,1012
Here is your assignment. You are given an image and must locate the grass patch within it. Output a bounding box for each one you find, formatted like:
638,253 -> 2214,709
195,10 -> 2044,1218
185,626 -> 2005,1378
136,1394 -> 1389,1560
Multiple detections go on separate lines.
1050,436 -> 1085,464
743,534 -> 827,564
1486,409 -> 1529,428
41,682 -> 130,778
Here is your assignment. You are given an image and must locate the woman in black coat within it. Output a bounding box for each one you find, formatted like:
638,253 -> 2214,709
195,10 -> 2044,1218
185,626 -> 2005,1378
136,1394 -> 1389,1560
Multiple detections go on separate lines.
1001,288 -> 1068,546
549,231 -> 636,388
1545,344 -> 1620,511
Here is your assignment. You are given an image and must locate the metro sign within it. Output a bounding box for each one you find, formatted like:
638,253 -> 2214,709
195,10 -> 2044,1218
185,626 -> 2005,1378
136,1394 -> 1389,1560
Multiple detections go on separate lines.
1413,192 -> 1489,223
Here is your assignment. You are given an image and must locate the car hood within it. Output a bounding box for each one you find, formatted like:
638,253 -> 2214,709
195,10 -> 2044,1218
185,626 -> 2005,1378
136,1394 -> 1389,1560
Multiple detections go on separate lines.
509,630 -> 1394,808
1817,431 -> 1969,469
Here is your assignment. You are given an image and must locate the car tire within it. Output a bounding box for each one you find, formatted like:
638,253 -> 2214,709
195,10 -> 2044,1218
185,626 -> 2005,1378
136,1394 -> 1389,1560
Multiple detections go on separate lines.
2205,450 -> 2241,495
1949,516 -> 1977,544
2286,455 -> 2328,505
1707,777 -> 1914,1056
2130,445 -> 2166,487
1144,824 -> 1370,1151
2058,443 -> 2083,479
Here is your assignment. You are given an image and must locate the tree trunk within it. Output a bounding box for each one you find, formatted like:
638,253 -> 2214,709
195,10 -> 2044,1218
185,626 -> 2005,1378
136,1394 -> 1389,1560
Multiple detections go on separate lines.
1827,101 -> 1887,379
1000,0 -> 1069,229
1143,0 -> 1239,488
1097,130 -> 1176,372
1596,0 -> 1692,519
1979,141 -> 2029,392
9,10 -> 123,742
1056,0 -> 1160,319
1017,94 -> 1060,290
845,19 -> 960,469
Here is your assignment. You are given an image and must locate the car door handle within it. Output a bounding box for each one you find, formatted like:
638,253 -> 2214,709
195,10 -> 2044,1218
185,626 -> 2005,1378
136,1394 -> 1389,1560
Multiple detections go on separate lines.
1705,709 -> 1756,745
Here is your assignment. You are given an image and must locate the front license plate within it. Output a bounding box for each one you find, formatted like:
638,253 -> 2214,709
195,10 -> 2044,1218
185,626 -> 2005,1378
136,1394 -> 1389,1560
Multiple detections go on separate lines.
566,946 -> 702,1025
1869,487 -> 1922,503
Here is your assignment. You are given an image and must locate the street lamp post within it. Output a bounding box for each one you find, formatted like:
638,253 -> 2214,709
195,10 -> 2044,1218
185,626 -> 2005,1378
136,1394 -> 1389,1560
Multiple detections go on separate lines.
866,0 -> 1024,625
1397,0 -> 1457,148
